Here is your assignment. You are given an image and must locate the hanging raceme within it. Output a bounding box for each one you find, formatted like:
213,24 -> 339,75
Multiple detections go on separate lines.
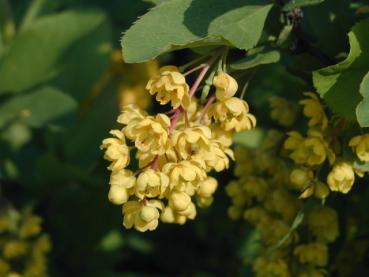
101,50 -> 256,231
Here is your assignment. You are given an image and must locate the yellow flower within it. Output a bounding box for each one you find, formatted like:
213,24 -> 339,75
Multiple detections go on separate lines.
125,114 -> 171,155
213,72 -> 238,101
284,130 -> 335,166
298,268 -> 326,277
290,168 -> 314,189
108,169 -> 136,205
257,218 -> 290,245
264,189 -> 300,222
244,207 -> 268,224
162,160 -> 206,191
306,205 -> 339,242
209,97 -> 256,132
253,256 -> 291,277
193,140 -> 234,172
19,216 -> 42,239
243,177 -> 269,201
327,162 -> 355,194
117,104 -> 147,125
269,96 -> 296,127
349,134 -> 369,162
211,126 -> 233,147
135,169 -> 169,199
122,200 -> 163,232
226,181 -> 249,207
294,242 -> 328,266
300,92 -> 328,130
146,66 -> 190,108
3,241 -> 28,259
161,203 -> 196,224
100,130 -> 130,171
172,125 -> 211,159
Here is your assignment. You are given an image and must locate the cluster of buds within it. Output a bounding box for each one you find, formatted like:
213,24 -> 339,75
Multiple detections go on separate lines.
0,208 -> 51,277
101,61 -> 256,231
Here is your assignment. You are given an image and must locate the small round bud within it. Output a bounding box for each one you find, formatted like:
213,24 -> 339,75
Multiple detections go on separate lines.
161,207 -> 175,223
196,196 -> 214,208
197,177 -> 218,197
314,181 -> 330,199
169,191 -> 191,211
290,168 -> 312,188
108,185 -> 128,205
140,206 -> 158,223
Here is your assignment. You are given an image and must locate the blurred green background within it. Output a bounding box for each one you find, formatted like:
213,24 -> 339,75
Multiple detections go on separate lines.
0,1 -> 246,276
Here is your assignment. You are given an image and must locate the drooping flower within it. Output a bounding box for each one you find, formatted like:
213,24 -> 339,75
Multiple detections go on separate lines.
108,169 -> 136,205
327,162 -> 355,194
349,134 -> 369,162
100,130 -> 130,171
209,97 -> 256,132
146,66 -> 190,108
300,92 -> 328,130
135,169 -> 169,199
213,72 -> 238,101
294,243 -> 328,267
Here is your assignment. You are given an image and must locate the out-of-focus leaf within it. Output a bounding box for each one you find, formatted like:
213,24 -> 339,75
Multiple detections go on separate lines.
0,86 -> 77,128
230,50 -> 280,70
1,123 -> 31,150
313,18 -> 369,122
282,0 -> 325,11
144,0 -> 169,5
122,0 -> 273,62
233,128 -> 266,148
52,20 -> 112,101
0,10 -> 107,93
356,71 -> 369,127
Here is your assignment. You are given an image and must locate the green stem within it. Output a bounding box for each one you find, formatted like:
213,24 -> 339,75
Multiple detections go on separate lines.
0,0 -> 16,44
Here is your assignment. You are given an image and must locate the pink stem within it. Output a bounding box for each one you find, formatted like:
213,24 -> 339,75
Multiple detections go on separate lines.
183,64 -> 207,76
199,95 -> 216,124
150,155 -> 159,171
169,108 -> 181,135
189,64 -> 211,97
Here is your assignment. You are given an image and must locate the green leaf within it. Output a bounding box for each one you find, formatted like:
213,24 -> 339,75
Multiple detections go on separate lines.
282,0 -> 325,11
0,86 -> 77,128
356,71 -> 369,127
143,0 -> 170,5
0,10 -> 107,93
233,128 -> 266,148
122,0 -> 273,62
230,50 -> 280,70
313,18 -> 369,121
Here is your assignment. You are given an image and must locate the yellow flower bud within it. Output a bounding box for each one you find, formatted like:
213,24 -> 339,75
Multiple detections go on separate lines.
294,243 -> 328,266
169,191 -> 191,211
197,177 -> 218,197
108,169 -> 135,205
108,185 -> 129,205
146,66 -> 190,108
160,206 -> 175,223
327,162 -> 355,194
300,92 -> 328,130
349,134 -> 369,162
213,72 -> 238,101
196,196 -> 214,208
100,130 -> 130,171
140,206 -> 159,222
314,181 -> 330,199
290,168 -> 313,188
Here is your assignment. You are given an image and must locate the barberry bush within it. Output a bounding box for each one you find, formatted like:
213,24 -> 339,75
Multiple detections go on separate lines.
1,0 -> 369,276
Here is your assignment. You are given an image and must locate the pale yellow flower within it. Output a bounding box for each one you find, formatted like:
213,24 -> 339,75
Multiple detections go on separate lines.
209,97 -> 256,132
162,160 -> 206,191
172,125 -> 211,159
300,92 -> 328,130
327,162 -> 355,194
294,243 -> 328,266
349,134 -> 369,162
146,66 -> 190,108
135,169 -> 169,199
213,72 -> 238,101
122,200 -> 163,232
306,205 -> 339,242
100,130 -> 130,171
125,114 -> 170,155
269,96 -> 296,127
284,130 -> 335,166
211,125 -> 233,147
108,169 -> 135,205
290,167 -> 314,189
161,203 -> 196,224
117,104 -> 147,125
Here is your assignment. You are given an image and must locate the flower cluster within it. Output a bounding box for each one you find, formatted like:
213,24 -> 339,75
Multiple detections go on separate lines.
226,91 -> 369,276
0,208 -> 51,277
101,64 -> 256,231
